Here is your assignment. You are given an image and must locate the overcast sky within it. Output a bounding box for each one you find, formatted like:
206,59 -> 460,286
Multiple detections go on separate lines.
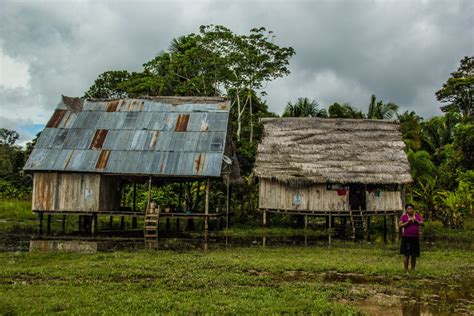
1,0 -> 473,145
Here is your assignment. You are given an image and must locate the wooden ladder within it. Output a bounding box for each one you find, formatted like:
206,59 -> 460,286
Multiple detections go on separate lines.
144,204 -> 160,249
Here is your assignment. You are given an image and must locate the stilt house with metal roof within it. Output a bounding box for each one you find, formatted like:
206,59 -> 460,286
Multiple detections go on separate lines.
24,96 -> 239,237
253,118 -> 412,240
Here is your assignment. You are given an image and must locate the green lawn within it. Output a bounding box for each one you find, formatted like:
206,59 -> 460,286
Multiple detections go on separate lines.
1,246 -> 473,315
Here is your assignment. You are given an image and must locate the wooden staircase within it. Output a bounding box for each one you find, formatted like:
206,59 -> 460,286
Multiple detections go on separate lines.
144,204 -> 160,249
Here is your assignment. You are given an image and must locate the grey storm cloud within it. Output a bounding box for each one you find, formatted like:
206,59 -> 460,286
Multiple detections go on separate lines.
0,0 -> 473,144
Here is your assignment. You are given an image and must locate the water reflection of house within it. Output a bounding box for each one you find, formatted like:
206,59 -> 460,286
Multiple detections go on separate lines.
24,96 -> 240,239
253,117 -> 412,240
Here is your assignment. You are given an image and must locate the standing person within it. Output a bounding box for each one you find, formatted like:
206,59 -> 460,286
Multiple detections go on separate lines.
399,203 -> 423,272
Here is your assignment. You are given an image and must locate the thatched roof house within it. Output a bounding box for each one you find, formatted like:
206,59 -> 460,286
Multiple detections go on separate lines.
254,118 -> 412,214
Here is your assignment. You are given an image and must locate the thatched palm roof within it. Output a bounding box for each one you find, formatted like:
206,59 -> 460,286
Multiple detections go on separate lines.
254,118 -> 412,185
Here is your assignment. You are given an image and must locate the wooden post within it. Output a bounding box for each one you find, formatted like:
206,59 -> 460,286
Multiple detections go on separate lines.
205,178 -> 210,232
341,216 -> 347,239
383,212 -> 387,243
61,215 -> 66,234
146,176 -> 152,214
226,180 -> 230,229
328,212 -> 332,246
304,215 -> 308,229
178,182 -> 183,212
263,209 -> 267,226
47,215 -> 52,235
91,214 -> 96,236
120,217 -> 125,231
391,214 -> 396,243
78,215 -> 82,232
349,208 -> 355,239
366,215 -> 371,242
132,183 -> 137,212
38,212 -> 43,235
132,217 -> 137,229
109,216 -> 113,229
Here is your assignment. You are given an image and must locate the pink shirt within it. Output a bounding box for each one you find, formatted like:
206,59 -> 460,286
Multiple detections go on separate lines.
400,213 -> 422,237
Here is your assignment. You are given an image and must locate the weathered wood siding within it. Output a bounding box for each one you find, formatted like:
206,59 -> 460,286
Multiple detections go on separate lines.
32,172 -> 121,212
258,179 -> 404,212
258,179 -> 349,212
33,172 -> 100,211
366,190 -> 403,211
98,176 -> 121,211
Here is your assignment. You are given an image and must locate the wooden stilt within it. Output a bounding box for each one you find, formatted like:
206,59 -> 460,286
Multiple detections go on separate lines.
120,217 -> 125,230
204,178 -> 210,232
226,180 -> 230,229
383,212 -> 387,243
349,208 -> 355,239
263,209 -> 267,226
109,216 -> 113,229
178,182 -> 183,212
38,212 -> 43,235
146,176 -> 152,214
47,215 -> 51,234
132,217 -> 137,229
91,214 -> 96,236
78,215 -> 82,232
304,215 -> 308,229
132,183 -> 137,212
366,215 -> 371,242
328,212 -> 332,246
61,215 -> 66,234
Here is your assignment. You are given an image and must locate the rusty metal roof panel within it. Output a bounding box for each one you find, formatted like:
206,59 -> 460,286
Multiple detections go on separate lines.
63,129 -> 95,149
51,149 -> 74,170
24,149 -> 53,170
50,129 -> 69,149
34,128 -> 59,149
83,101 -> 108,111
94,112 -> 126,129
56,111 -> 78,129
64,150 -> 100,172
202,153 -> 223,176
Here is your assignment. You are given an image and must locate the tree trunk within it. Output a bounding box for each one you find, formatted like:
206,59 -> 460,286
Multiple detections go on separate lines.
236,90 -> 241,141
249,93 -> 253,143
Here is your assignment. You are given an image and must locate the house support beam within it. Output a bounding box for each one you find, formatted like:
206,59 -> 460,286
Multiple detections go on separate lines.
204,178 -> 210,232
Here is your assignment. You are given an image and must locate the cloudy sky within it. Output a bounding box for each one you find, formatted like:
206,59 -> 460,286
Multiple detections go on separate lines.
1,0 -> 473,145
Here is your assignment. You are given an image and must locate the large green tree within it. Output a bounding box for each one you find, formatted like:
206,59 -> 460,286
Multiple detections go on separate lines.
436,56 -> 474,117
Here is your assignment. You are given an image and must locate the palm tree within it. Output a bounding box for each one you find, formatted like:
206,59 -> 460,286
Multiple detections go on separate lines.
367,95 -> 399,119
328,102 -> 364,119
420,111 -> 461,154
398,111 -> 423,151
282,97 -> 327,117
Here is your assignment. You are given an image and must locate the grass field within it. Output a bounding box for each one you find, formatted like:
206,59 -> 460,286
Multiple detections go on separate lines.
0,246 -> 473,315
0,199 -> 473,314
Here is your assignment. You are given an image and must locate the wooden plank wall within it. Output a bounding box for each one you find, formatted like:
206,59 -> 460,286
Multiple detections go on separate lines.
366,190 -> 403,211
258,179 -> 349,212
33,172 -> 100,212
98,176 -> 121,211
258,179 -> 403,212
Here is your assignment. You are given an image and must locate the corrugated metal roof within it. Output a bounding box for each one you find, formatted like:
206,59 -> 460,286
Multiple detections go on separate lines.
24,96 -> 231,178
